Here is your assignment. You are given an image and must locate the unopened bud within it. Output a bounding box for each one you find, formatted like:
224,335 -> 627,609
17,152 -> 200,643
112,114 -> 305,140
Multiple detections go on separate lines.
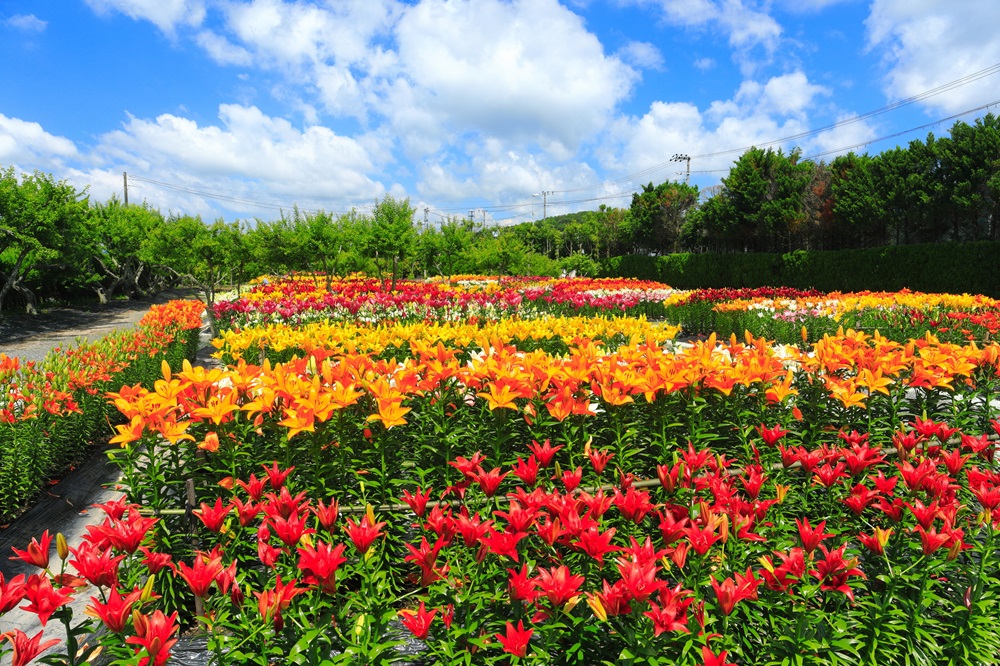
56,533 -> 69,561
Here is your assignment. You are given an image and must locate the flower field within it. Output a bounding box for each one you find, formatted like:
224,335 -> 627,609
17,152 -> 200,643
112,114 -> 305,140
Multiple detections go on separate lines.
4,277 -> 1000,666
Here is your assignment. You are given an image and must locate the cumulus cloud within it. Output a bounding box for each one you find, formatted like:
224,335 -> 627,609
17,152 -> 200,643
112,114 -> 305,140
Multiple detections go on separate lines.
391,0 -> 636,158
84,0 -> 206,34
865,1 -> 1000,114
195,30 -> 253,66
0,114 -> 78,164
94,105 -> 386,211
622,0 -> 783,73
604,70 -> 852,180
618,41 -> 666,70
4,14 -> 47,32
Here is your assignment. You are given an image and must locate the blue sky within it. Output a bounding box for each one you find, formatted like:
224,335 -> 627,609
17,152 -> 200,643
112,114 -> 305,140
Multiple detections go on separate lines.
2,0 -> 999,225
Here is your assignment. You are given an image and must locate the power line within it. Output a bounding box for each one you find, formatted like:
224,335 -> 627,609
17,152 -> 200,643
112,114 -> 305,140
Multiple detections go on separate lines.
552,61 -> 1000,194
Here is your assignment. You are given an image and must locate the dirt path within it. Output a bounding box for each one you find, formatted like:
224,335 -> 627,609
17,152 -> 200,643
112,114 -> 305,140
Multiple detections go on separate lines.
0,293 -> 214,666
0,291 -> 198,363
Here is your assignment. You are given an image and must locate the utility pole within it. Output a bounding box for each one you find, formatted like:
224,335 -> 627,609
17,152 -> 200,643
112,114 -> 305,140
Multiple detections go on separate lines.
423,207 -> 429,227
533,190 -> 553,220
123,171 -> 129,205
670,154 -> 691,185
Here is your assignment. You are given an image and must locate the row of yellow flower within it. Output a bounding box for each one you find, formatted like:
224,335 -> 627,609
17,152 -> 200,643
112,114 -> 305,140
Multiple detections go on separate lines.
110,328 -> 997,447
703,290 -> 999,317
211,315 -> 681,361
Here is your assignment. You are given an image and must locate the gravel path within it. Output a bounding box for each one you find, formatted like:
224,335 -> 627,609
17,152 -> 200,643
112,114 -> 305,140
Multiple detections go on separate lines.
0,292 -> 197,363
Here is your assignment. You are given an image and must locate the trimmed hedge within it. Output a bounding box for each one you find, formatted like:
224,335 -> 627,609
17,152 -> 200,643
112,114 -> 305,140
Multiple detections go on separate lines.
601,242 -> 1000,297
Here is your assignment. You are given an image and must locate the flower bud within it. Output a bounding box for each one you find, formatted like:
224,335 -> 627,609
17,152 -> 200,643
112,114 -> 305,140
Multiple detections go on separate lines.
56,533 -> 69,561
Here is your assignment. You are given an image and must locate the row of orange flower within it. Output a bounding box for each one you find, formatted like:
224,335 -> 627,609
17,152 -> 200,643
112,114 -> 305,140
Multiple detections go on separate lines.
108,329 -> 999,451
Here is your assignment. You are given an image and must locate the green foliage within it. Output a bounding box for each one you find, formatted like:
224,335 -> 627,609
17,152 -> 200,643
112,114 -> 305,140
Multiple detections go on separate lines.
627,180 -> 700,255
0,166 -> 91,313
602,242 -> 1000,297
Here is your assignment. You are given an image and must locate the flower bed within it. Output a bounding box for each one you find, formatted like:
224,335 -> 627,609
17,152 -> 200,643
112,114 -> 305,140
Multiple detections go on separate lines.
213,275 -> 676,329
664,287 -> 1000,345
0,300 -> 204,521
4,280 -> 1000,666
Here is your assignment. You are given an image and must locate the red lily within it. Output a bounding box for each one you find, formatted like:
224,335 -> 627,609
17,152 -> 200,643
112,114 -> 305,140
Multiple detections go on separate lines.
575,526 -> 619,565
126,609 -> 179,666
401,486 -> 433,517
255,577 -> 308,631
261,461 -> 295,489
560,466 -> 583,492
194,498 -> 231,533
343,515 -> 387,555
224,497 -> 257,528
587,447 -> 615,474
701,645 -> 736,666
236,473 -> 267,501
297,541 -> 347,594
19,574 -> 73,626
177,551 -> 224,598
496,620 -> 533,658
403,536 -> 448,586
69,540 -> 125,589
400,601 -> 436,641
710,567 -> 760,615
10,530 -> 53,569
796,517 -> 834,554
479,528 -> 527,562
1,572 -> 27,614
527,439 -> 562,467
2,629 -> 61,666
811,544 -> 866,601
613,486 -> 656,524
507,564 -> 539,603
756,423 -> 788,446
86,585 -> 142,633
644,584 -> 692,635
536,565 -> 585,607
511,455 -> 539,485
472,467 -> 508,497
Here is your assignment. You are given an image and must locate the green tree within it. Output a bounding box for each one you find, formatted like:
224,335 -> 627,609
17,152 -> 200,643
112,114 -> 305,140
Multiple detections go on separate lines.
142,216 -> 242,336
86,198 -> 166,301
626,181 -> 700,254
370,195 -> 416,290
0,168 -> 91,315
721,147 -> 813,252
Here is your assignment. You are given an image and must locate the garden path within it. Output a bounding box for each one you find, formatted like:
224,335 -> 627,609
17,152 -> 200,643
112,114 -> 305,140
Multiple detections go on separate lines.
0,293 -> 214,665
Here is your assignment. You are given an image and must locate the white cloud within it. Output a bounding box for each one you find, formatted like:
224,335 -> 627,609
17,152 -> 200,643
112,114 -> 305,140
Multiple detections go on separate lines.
195,30 -> 253,66
84,0 -> 206,34
693,57 -> 716,70
605,70 -> 853,180
4,14 -> 47,32
623,0 -> 783,73
391,0 -> 636,158
93,105 -> 385,211
865,1 -> 1000,113
618,41 -> 666,70
0,114 -> 78,164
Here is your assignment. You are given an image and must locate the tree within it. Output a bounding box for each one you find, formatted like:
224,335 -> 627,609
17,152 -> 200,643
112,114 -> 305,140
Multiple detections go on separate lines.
370,195 -> 416,290
0,168 -> 91,315
627,181 -> 700,254
86,198 -> 166,302
142,216 -> 241,336
721,148 -> 813,252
